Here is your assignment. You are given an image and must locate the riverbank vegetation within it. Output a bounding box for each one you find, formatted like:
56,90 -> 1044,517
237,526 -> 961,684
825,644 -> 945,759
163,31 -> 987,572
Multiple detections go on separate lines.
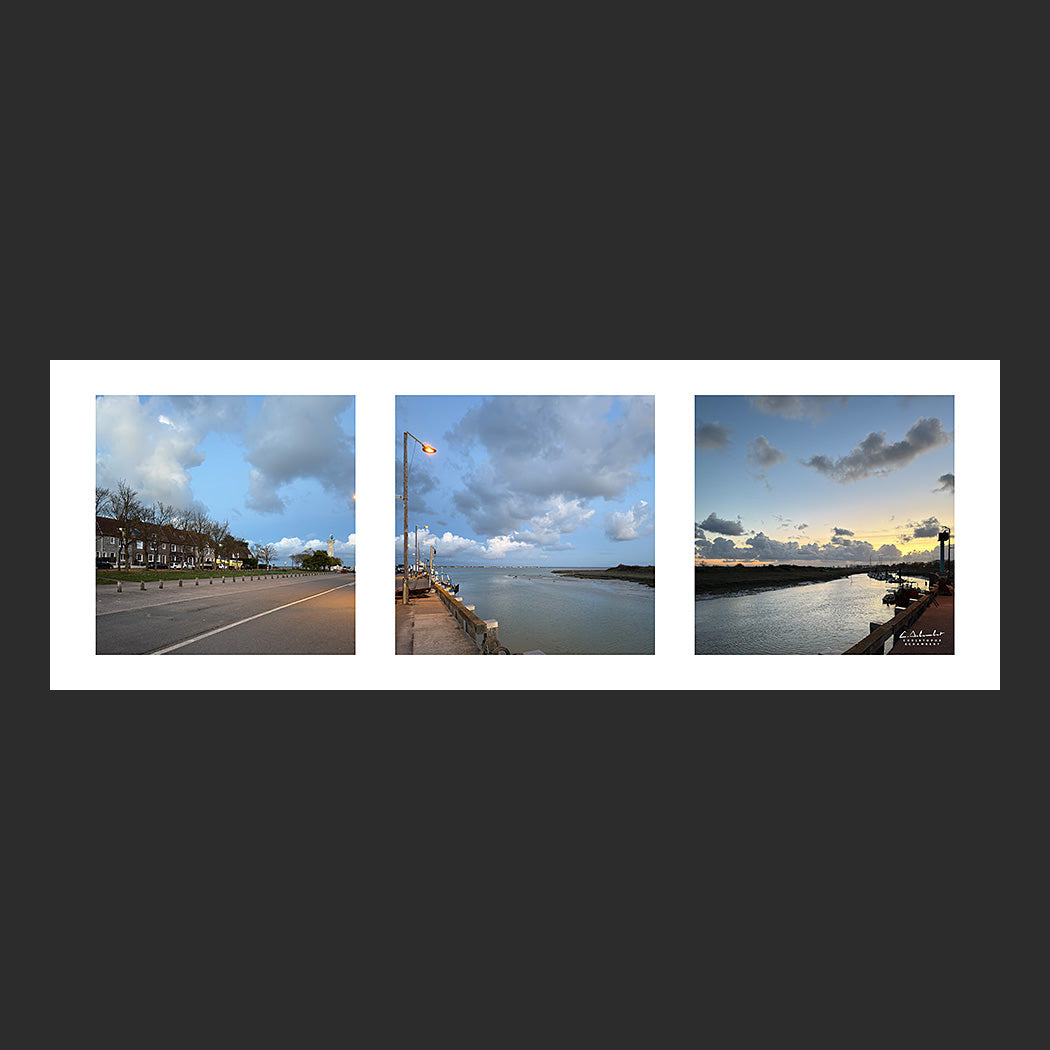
695,561 -> 941,597
695,564 -> 857,596
553,564 -> 655,587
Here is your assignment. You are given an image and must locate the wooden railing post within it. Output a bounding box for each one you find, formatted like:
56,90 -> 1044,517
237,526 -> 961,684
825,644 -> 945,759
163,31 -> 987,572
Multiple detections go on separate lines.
843,590 -> 939,654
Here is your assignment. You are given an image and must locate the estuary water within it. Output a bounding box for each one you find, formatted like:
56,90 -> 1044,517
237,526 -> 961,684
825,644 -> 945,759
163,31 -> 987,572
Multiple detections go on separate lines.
442,566 -> 655,655
694,572 -> 928,655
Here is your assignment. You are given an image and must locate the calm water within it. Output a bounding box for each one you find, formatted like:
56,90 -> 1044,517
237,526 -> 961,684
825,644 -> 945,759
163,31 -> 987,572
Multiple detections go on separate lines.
442,566 -> 654,655
694,573 -> 928,655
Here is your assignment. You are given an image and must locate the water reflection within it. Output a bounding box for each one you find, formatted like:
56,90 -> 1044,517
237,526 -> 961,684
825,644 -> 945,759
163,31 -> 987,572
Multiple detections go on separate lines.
448,566 -> 655,655
695,573 -> 927,655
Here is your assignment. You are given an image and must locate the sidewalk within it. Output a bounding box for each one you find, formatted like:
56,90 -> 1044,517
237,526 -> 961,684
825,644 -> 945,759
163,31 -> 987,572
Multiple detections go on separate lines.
889,593 -> 954,655
394,591 -> 481,655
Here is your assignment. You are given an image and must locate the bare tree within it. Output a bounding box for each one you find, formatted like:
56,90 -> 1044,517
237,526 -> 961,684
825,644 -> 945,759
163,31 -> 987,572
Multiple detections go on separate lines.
209,519 -> 231,568
138,501 -> 178,568
106,480 -> 143,568
96,487 -> 111,515
253,543 -> 277,571
182,506 -> 213,568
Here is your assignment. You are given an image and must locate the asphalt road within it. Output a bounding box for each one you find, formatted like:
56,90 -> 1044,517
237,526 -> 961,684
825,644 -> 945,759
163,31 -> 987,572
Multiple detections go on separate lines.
95,574 -> 355,654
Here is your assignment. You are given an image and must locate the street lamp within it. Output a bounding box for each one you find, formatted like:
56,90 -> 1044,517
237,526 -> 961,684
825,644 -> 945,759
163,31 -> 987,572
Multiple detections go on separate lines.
402,431 -> 436,604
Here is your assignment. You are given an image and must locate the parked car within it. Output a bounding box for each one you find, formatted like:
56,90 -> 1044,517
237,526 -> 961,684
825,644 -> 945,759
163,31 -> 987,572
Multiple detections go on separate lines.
96,558 -> 114,569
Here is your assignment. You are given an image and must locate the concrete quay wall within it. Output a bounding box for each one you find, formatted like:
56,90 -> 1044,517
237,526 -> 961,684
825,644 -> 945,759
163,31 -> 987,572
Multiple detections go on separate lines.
394,580 -> 510,655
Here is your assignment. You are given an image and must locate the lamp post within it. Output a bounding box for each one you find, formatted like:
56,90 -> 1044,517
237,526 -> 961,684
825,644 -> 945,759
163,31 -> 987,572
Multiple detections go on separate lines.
415,524 -> 428,572
402,431 -> 437,604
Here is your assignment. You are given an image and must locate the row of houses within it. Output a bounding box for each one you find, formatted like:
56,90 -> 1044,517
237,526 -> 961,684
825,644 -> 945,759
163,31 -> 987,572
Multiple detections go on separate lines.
95,516 -> 252,570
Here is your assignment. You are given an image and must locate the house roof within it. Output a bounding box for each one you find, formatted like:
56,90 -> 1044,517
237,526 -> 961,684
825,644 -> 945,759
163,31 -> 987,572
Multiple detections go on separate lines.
95,516 -> 251,556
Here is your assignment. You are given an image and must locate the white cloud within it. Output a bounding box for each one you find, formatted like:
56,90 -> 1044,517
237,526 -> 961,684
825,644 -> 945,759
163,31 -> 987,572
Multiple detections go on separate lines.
97,395 -> 356,526
605,500 -> 653,542
96,395 -> 205,509
267,534 -> 356,564
443,395 -> 654,539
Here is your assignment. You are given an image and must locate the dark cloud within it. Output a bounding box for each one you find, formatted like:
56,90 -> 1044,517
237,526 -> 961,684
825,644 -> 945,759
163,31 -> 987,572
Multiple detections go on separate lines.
746,435 -> 787,471
750,395 -> 849,421
696,420 -> 732,452
802,417 -> 953,483
694,525 -> 906,565
699,512 -> 745,536
904,516 -> 942,541
243,396 -> 355,515
934,473 -> 955,493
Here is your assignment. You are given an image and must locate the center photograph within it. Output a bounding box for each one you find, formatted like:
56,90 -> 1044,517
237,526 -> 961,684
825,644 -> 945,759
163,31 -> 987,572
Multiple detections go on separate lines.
394,394 -> 655,656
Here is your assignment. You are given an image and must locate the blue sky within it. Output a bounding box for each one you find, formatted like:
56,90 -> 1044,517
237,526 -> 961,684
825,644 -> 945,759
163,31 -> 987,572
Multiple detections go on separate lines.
96,395 -> 356,564
394,394 -> 656,567
695,395 -> 955,565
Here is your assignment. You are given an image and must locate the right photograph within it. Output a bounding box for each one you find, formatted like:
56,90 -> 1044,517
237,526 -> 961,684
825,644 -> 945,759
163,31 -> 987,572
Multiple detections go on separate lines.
695,395 -> 955,656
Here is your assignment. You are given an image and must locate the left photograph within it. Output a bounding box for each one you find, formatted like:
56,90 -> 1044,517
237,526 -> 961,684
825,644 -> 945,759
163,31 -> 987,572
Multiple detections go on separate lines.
95,395 -> 356,655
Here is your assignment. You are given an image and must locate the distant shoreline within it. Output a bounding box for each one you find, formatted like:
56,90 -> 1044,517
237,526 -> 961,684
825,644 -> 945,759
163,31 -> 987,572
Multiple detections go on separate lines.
695,564 -> 858,597
552,565 -> 655,588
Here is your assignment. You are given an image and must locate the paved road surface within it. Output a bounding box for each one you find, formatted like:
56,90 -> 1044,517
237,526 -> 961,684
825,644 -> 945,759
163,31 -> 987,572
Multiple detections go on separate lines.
95,574 -> 355,654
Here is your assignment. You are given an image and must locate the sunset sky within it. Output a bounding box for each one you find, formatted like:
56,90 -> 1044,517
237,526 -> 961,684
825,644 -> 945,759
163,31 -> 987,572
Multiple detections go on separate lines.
695,395 -> 955,566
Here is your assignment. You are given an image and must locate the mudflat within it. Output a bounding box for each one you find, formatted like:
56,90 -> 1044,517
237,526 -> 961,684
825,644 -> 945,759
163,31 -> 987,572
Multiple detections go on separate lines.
695,564 -> 857,596
552,564 -> 655,588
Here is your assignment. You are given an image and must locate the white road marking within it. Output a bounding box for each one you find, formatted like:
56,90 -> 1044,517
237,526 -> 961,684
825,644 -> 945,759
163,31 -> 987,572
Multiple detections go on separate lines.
149,583 -> 352,654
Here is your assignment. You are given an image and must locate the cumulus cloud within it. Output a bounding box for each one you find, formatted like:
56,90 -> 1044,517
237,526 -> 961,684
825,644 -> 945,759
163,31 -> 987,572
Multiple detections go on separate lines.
97,395 -> 356,520
695,525 -> 906,565
934,473 -> 955,493
605,500 -> 654,542
746,435 -> 787,471
699,512 -> 745,536
242,395 -> 355,514
899,517 -> 943,544
694,530 -> 745,561
272,534 -> 356,563
802,417 -> 953,483
439,395 -> 654,547
516,497 -> 595,546
395,529 -> 538,563
96,395 -> 208,508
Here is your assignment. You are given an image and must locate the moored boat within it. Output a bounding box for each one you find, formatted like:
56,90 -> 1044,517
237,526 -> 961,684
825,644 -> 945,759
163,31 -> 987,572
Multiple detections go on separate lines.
883,584 -> 922,605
